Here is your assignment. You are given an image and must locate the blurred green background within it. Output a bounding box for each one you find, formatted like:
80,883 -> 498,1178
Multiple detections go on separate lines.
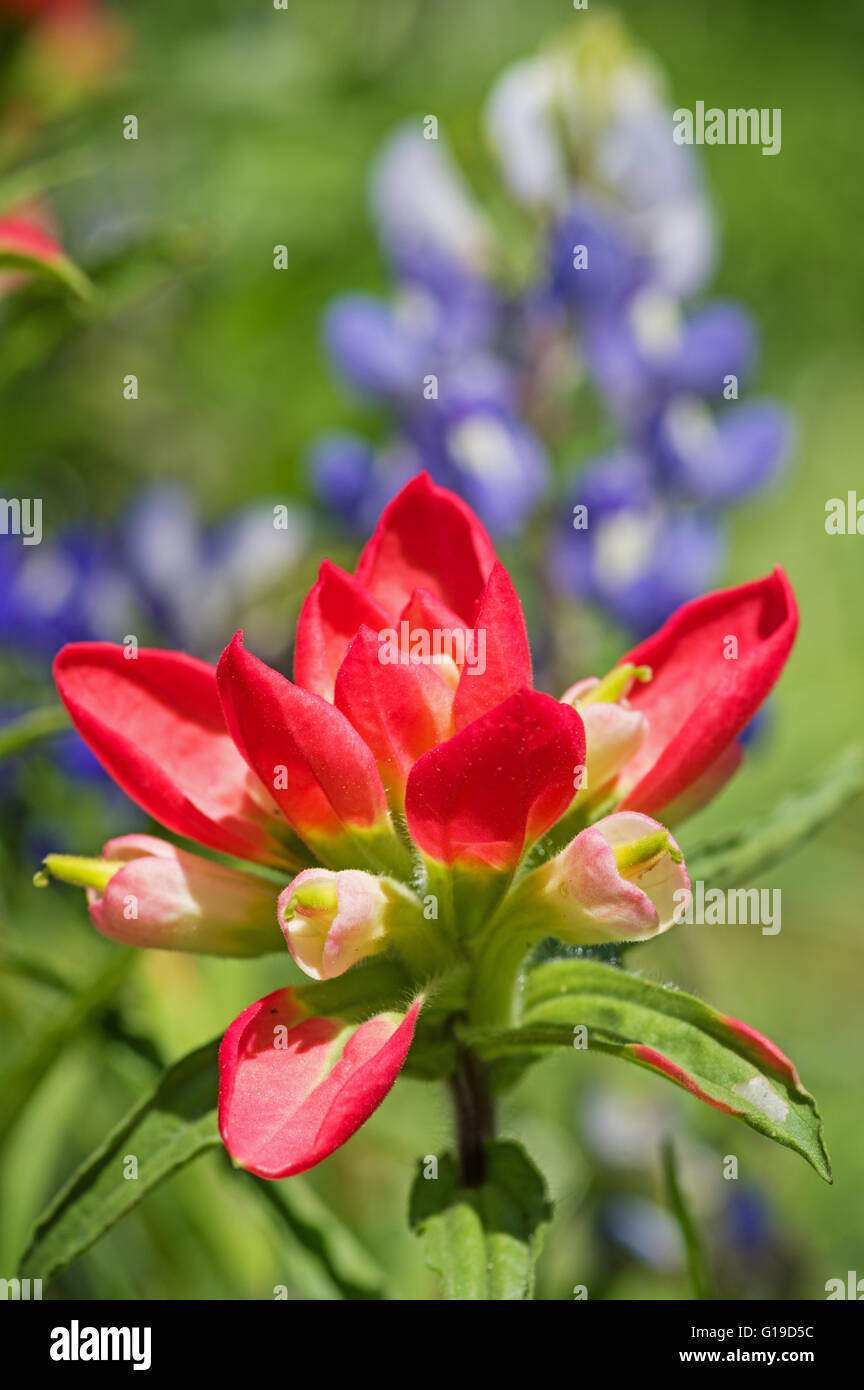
0,0 -> 862,1300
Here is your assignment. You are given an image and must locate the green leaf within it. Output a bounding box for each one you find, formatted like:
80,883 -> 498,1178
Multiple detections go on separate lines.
662,1138 -> 713,1300
685,743 -> 864,887
0,150 -> 100,212
0,246 -> 92,298
461,959 -> 832,1183
0,946 -> 163,1070
400,1017 -> 459,1080
254,1174 -> 386,1300
0,705 -> 69,762
19,1038 -> 221,1284
0,945 -> 76,993
410,1141 -> 551,1300
0,949 -> 135,1149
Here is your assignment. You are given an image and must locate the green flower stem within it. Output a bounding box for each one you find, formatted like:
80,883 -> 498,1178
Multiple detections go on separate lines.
468,905 -> 548,1028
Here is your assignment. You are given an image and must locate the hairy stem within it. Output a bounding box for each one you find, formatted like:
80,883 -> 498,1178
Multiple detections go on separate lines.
468,905 -> 547,1027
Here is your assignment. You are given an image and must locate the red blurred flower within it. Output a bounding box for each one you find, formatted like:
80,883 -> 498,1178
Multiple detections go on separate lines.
0,0 -> 93,16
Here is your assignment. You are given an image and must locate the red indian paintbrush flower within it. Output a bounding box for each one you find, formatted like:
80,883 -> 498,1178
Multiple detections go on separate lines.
43,473 -> 798,1179
0,212 -> 92,297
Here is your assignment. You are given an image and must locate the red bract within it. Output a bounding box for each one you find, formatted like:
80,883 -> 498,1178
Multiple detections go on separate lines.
616,568 -> 798,818
293,476 -> 526,767
353,472 -> 496,620
333,625 -> 453,800
219,991 -> 421,1179
217,632 -> 399,872
405,688 -> 585,871
50,472 -> 798,1179
53,645 -> 294,869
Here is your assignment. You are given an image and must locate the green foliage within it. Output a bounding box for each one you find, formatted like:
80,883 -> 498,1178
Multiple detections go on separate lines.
0,950 -> 135,1151
662,1138 -> 714,1301
254,1175 -> 386,1300
462,959 -> 831,1182
0,249 -> 91,299
0,706 -> 69,762
410,1142 -> 551,1300
685,744 -> 864,888
20,1039 -> 221,1284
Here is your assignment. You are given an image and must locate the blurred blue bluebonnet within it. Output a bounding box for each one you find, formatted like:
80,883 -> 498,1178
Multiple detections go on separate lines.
323,295 -> 427,402
323,246 -> 496,403
539,166 -> 790,623
548,196 -> 648,312
484,32 -> 717,297
310,124 -> 549,539
487,23 -> 791,627
0,516 -> 130,802
0,528 -> 135,659
552,450 -> 725,636
648,397 -> 792,503
0,486 -> 309,664
0,485 -> 309,807
596,1195 -> 684,1273
579,291 -> 757,421
122,484 -> 308,659
721,1186 -> 776,1257
311,17 -> 794,635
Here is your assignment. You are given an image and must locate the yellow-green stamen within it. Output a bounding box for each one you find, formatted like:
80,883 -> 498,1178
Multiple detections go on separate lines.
613,831 -> 682,879
34,854 -> 125,893
579,663 -> 653,707
289,880 -> 339,917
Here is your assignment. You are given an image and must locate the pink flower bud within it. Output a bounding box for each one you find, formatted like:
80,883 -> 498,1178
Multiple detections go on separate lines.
534,811 -> 689,945
278,868 -> 393,980
42,834 -> 282,955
